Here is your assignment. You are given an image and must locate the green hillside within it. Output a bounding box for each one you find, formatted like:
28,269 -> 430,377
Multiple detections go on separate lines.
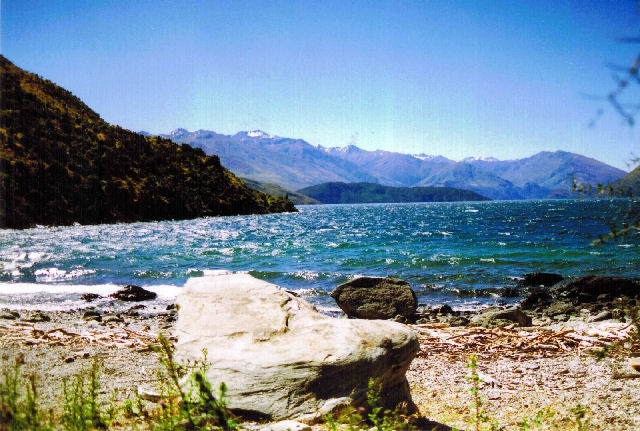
298,182 -> 490,204
240,178 -> 321,205
0,56 -> 296,229
611,165 -> 640,196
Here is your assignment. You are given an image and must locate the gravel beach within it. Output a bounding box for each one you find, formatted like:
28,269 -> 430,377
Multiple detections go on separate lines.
2,305 -> 639,430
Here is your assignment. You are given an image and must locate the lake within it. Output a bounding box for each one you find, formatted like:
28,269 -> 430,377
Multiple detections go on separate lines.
0,199 -> 638,314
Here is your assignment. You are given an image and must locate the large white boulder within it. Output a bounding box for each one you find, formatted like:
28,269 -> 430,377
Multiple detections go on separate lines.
175,273 -> 419,422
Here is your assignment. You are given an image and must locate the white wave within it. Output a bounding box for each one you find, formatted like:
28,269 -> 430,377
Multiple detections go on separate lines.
465,209 -> 479,213
202,269 -> 236,276
34,268 -> 96,282
480,258 -> 495,263
289,271 -> 321,281
0,282 -> 180,299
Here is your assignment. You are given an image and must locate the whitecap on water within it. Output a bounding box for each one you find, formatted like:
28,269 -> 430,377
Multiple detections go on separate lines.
34,268 -> 96,282
480,258 -> 496,263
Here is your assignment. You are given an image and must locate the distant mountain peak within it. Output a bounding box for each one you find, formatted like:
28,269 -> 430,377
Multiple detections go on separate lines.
326,144 -> 363,154
236,130 -> 274,139
170,128 -> 191,136
462,156 -> 500,162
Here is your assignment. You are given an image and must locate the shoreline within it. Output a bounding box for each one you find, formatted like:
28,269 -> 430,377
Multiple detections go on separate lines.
2,298 -> 639,430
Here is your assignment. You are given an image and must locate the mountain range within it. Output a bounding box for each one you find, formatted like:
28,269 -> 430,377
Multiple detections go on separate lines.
162,129 -> 627,200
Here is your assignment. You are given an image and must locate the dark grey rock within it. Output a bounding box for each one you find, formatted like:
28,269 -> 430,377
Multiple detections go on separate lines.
551,276 -> 640,302
110,285 -> 157,302
519,288 -> 552,310
518,273 -> 563,287
83,310 -> 102,321
330,276 -> 417,319
81,293 -> 102,302
500,287 -> 520,298
447,316 -> 470,327
25,311 -> 50,322
544,301 -> 575,317
436,304 -> 454,315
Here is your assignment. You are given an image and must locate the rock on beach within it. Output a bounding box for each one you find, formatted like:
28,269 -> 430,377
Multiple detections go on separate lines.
110,284 -> 157,301
330,276 -> 417,319
175,273 -> 419,422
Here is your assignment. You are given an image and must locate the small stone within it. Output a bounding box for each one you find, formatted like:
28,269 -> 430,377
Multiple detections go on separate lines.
448,316 -> 470,327
81,293 -> 102,302
137,386 -> 162,402
83,310 -> 102,321
436,304 -> 453,315
26,311 -> 50,322
588,311 -> 612,323
64,356 -> 75,363
260,421 -> 312,431
166,303 -> 177,311
102,314 -> 124,323
0,312 -> 17,320
629,357 -> 640,372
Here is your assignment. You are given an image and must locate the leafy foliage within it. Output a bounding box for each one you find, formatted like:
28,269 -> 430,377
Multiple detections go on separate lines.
298,181 -> 490,204
0,55 -> 295,229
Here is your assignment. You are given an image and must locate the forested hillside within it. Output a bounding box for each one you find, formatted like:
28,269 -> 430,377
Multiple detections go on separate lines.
0,56 -> 295,229
298,182 -> 490,204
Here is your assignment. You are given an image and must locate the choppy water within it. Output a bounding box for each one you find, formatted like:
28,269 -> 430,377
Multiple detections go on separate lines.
0,200 -> 638,313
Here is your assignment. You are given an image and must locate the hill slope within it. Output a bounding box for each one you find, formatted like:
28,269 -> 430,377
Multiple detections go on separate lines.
0,56 -> 295,229
611,165 -> 640,196
240,178 -> 320,205
298,182 -> 490,204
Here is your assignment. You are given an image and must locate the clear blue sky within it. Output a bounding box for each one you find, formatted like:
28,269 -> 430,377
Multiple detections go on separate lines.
2,0 -> 639,169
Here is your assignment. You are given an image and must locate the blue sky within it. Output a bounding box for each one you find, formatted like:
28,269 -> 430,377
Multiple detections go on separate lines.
2,0 -> 639,169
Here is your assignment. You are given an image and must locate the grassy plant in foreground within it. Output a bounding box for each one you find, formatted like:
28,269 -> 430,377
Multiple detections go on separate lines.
145,333 -> 238,431
61,358 -> 108,431
322,377 -> 415,431
0,355 -> 52,431
464,355 -> 497,431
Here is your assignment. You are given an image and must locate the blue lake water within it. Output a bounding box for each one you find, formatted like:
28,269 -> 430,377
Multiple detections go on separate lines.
0,199 -> 638,313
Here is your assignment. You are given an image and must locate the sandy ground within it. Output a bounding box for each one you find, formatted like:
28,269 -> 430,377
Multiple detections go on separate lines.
2,308 -> 640,430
